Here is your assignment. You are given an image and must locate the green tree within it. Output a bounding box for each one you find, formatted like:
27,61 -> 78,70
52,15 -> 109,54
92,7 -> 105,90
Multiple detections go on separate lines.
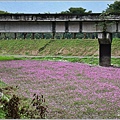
102,1 -> 120,38
0,10 -> 9,14
103,1 -> 120,14
61,7 -> 92,14
61,7 -> 92,39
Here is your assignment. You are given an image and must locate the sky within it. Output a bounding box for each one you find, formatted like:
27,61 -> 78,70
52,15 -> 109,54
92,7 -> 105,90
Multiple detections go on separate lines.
0,1 -> 114,14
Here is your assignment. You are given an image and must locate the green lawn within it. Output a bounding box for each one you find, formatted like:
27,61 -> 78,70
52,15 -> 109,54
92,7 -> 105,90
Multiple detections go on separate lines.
0,56 -> 120,67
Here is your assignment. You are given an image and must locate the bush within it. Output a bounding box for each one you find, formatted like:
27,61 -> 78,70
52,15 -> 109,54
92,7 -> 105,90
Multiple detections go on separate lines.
3,94 -> 48,119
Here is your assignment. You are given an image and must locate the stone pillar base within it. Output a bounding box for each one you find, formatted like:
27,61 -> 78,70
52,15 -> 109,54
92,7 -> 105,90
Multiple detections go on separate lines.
98,33 -> 112,67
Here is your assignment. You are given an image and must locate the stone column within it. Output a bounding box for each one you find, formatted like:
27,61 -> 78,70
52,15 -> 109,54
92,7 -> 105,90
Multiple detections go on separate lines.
98,33 -> 112,67
23,33 -> 27,39
62,33 -> 65,39
32,33 -> 35,39
42,33 -> 45,39
14,33 -> 17,39
4,33 -> 6,39
52,32 -> 55,39
73,33 -> 76,39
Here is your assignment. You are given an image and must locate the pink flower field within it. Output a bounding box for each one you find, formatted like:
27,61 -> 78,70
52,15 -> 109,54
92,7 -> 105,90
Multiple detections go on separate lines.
0,60 -> 120,118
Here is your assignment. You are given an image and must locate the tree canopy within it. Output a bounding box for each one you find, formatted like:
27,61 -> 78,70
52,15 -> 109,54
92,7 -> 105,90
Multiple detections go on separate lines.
61,7 -> 92,14
0,10 -> 9,14
103,1 -> 120,14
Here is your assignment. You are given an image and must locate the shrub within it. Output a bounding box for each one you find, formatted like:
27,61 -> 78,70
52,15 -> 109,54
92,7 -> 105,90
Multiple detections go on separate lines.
3,94 -> 48,119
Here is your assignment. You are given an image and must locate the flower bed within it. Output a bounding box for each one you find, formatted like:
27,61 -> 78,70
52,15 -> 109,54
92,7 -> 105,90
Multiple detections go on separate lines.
0,60 -> 120,118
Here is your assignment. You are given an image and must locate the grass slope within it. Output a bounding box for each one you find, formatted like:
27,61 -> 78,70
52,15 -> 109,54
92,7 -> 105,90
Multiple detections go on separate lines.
0,38 -> 120,56
0,39 -> 51,55
112,38 -> 120,56
38,39 -> 99,56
